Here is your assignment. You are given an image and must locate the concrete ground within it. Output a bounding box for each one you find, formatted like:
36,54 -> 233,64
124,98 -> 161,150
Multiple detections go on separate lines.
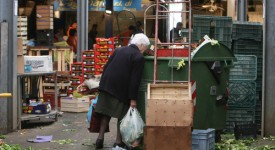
3,112 -> 118,150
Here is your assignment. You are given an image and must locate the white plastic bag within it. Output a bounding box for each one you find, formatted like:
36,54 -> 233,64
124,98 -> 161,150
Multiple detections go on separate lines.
84,74 -> 101,89
120,107 -> 145,147
111,146 -> 126,150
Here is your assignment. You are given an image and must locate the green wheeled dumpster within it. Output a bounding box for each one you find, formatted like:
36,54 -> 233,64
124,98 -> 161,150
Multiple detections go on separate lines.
137,40 -> 235,138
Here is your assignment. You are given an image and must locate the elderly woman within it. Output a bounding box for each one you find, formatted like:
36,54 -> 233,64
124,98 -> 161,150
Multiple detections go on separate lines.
94,33 -> 150,149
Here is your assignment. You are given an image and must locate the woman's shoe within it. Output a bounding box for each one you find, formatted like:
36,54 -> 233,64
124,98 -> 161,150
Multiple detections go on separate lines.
95,139 -> 104,149
113,142 -> 126,148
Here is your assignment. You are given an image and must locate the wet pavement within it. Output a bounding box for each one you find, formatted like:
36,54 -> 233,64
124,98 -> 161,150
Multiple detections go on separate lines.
4,112 -> 118,150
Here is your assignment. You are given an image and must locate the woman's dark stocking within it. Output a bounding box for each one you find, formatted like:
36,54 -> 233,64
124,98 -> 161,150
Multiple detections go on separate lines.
97,115 -> 111,140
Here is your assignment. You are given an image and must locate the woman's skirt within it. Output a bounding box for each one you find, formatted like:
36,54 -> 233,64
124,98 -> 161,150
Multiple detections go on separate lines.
95,91 -> 129,119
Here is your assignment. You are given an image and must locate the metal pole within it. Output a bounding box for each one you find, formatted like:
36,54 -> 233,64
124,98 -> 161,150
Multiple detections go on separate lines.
0,0 -> 18,133
237,0 -> 247,21
263,0 -> 275,136
77,0 -> 88,62
105,0 -> 113,38
153,1 -> 160,84
188,1 -> 192,83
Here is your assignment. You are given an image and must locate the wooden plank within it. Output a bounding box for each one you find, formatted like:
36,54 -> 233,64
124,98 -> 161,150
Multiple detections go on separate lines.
57,51 -> 61,71
149,93 -> 190,100
144,126 -> 192,150
147,83 -> 190,100
60,107 -> 88,113
146,99 -> 193,126
149,83 -> 189,88
61,51 -> 65,71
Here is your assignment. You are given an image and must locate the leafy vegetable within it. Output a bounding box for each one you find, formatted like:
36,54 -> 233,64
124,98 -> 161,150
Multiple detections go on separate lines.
177,59 -> 185,70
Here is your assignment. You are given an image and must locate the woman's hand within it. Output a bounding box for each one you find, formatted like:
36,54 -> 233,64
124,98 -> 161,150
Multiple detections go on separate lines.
130,100 -> 137,108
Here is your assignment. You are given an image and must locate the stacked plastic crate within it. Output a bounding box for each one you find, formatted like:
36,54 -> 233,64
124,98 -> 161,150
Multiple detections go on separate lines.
231,21 -> 263,131
226,55 -> 257,134
17,16 -> 28,54
36,5 -> 54,46
69,62 -> 84,94
192,15 -> 232,48
82,51 -> 95,79
94,38 -> 115,75
67,38 -> 115,94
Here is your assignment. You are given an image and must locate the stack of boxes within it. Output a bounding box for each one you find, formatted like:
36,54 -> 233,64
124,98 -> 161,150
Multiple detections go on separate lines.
68,37 -> 115,95
94,38 -> 115,75
17,16 -> 28,54
230,21 -> 263,132
192,15 -> 233,48
36,5 -> 54,46
82,51 -> 95,79
69,63 -> 84,95
226,55 -> 257,132
61,38 -> 115,112
17,38 -> 24,74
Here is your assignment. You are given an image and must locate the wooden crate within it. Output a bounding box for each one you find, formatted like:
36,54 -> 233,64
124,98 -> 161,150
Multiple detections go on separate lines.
146,83 -> 193,126
60,96 -> 90,112
52,46 -> 74,71
27,46 -> 53,56
144,126 -> 192,150
147,83 -> 191,100
146,99 -> 193,127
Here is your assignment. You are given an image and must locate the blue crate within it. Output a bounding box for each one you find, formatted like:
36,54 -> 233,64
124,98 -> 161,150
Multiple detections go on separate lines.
192,129 -> 215,150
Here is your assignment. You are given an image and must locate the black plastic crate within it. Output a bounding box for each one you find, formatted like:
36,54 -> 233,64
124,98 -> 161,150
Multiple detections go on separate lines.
234,122 -> 258,140
36,29 -> 54,46
225,108 -> 255,131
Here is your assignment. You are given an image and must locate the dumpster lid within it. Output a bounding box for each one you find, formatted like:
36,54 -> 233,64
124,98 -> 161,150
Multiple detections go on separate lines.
191,35 -> 235,61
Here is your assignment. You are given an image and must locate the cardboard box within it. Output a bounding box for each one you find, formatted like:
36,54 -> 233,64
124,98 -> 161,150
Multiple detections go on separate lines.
22,103 -> 51,114
17,55 -> 24,74
24,56 -> 53,72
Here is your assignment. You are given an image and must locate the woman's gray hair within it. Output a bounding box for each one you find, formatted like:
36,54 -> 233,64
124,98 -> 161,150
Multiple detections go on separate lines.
130,33 -> 150,46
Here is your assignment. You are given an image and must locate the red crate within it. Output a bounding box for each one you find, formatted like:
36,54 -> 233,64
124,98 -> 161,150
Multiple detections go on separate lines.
94,57 -> 108,63
95,65 -> 104,69
95,44 -> 114,52
83,72 -> 95,79
71,63 -> 83,71
82,50 -> 95,58
82,57 -> 95,65
71,71 -> 82,77
43,92 -> 61,108
95,51 -> 113,56
157,48 -> 189,57
82,65 -> 95,72
95,68 -> 104,72
95,62 -> 107,66
95,71 -> 103,75
96,37 -> 114,45
70,76 -> 83,85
